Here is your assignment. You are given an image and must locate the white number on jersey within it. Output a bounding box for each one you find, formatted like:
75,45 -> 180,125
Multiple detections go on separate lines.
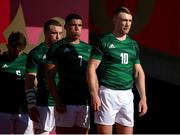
16,70 -> 21,80
78,55 -> 83,66
120,53 -> 128,64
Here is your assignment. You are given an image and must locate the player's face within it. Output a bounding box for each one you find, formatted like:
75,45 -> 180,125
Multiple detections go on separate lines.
47,25 -> 63,43
113,12 -> 132,35
65,19 -> 82,39
7,43 -> 25,58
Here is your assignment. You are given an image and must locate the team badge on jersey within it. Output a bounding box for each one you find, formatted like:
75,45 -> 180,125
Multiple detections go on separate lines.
42,54 -> 46,59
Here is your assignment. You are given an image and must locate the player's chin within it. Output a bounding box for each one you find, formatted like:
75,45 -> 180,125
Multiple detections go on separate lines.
73,34 -> 81,38
74,32 -> 80,36
122,30 -> 130,35
52,40 -> 59,43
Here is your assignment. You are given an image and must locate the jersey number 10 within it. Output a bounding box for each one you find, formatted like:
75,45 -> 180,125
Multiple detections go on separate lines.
120,53 -> 128,64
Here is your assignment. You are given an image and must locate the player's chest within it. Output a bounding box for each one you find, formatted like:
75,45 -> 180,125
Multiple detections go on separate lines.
0,60 -> 26,79
59,46 -> 91,62
104,43 -> 137,63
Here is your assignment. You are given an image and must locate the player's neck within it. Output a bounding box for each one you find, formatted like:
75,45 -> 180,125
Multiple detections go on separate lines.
65,37 -> 80,45
44,40 -> 51,48
112,31 -> 127,41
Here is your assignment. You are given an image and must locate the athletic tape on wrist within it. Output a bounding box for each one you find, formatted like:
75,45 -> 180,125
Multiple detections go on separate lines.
25,88 -> 36,109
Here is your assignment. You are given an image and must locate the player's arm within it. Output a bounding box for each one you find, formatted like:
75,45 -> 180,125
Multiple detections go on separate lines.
46,63 -> 66,113
134,64 -> 148,117
86,58 -> 101,111
25,72 -> 40,122
25,72 -> 37,90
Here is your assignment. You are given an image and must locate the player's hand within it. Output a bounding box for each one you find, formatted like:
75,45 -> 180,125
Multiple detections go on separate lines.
55,102 -> 66,113
139,98 -> 148,117
28,106 -> 40,122
91,95 -> 101,111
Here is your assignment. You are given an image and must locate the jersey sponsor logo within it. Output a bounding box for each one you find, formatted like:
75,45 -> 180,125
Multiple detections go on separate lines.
42,54 -> 46,59
64,48 -> 71,53
2,64 -> 8,68
109,44 -> 115,48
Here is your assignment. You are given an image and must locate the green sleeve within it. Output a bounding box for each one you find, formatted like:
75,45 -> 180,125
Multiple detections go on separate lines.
26,51 -> 39,73
134,43 -> 140,64
90,38 -> 105,60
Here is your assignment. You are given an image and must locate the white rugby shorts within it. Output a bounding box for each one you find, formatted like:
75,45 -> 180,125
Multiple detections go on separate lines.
0,112 -> 33,134
95,85 -> 134,127
34,106 -> 55,131
55,105 -> 90,129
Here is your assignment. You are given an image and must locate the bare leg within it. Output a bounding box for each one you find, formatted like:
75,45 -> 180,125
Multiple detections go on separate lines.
97,124 -> 113,134
56,127 -> 74,134
35,129 -> 49,134
115,123 -> 133,134
74,125 -> 89,134
56,126 -> 89,134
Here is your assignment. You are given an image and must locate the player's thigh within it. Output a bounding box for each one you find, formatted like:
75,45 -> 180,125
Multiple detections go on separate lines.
0,112 -> 13,134
15,114 -> 33,134
97,124 -> 113,134
34,106 -> 55,132
75,105 -> 90,129
115,90 -> 134,127
55,105 -> 76,128
115,123 -> 133,134
95,86 -> 120,125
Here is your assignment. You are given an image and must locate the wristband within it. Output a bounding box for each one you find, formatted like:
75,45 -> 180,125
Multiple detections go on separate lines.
25,88 -> 36,109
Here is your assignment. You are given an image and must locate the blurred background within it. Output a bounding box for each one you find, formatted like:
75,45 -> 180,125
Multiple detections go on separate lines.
0,0 -> 180,133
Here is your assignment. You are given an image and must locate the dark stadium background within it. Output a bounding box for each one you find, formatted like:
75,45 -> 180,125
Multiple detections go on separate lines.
0,0 -> 180,134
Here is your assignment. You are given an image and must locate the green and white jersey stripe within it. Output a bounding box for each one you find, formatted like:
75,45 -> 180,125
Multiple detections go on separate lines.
26,43 -> 58,106
91,33 -> 140,90
47,39 -> 92,105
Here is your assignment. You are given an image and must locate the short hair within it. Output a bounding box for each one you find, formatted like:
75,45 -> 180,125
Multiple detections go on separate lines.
8,32 -> 27,47
113,6 -> 132,16
43,19 -> 62,32
65,13 -> 82,25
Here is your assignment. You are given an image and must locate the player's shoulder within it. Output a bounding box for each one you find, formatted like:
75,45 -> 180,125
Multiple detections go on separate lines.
49,39 -> 66,52
101,32 -> 112,38
19,52 -> 28,60
55,38 -> 66,45
80,40 -> 92,47
0,52 -> 8,60
99,33 -> 115,43
29,43 -> 46,54
21,52 -> 28,56
27,43 -> 47,61
126,35 -> 138,44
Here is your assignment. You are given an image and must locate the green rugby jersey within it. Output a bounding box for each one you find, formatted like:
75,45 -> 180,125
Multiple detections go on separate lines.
26,43 -> 58,106
47,39 -> 92,105
91,33 -> 140,90
0,52 -> 28,113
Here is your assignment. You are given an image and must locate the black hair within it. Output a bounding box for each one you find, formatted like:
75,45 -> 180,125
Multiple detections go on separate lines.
65,13 -> 82,25
8,32 -> 27,47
